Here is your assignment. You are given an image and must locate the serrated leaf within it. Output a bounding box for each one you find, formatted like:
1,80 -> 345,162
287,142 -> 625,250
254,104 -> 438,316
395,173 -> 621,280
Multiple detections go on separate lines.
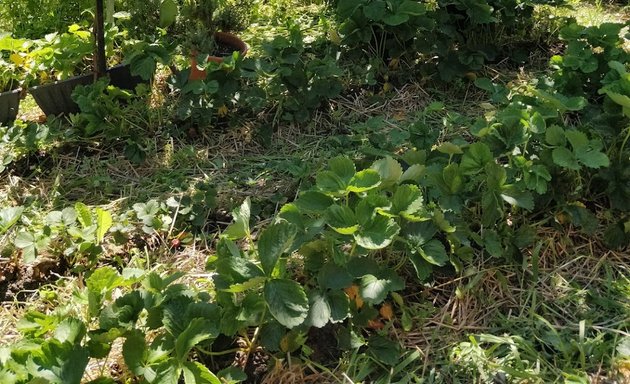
460,142 -> 493,175
316,171 -> 347,195
258,221 -> 297,276
371,157 -> 403,187
359,274 -> 389,304
435,142 -> 463,156
329,156 -> 356,185
419,239 -> 448,266
159,0 -> 178,28
354,216 -> 400,249
54,318 -> 86,344
552,147 -> 581,170
182,361 -> 220,384
0,206 -> 23,235
318,263 -> 353,290
223,198 -> 251,240
545,125 -> 566,146
325,205 -> 359,234
95,208 -> 112,244
400,164 -> 425,183
306,291 -> 331,328
264,279 -> 309,328
564,130 -> 589,149
575,145 -> 610,168
391,184 -> 423,216
75,202 -> 92,228
123,330 -> 147,376
347,169 -> 381,193
294,191 -> 334,212
368,334 -> 400,366
175,318 -> 215,362
398,0 -> 426,15
501,187 -> 534,210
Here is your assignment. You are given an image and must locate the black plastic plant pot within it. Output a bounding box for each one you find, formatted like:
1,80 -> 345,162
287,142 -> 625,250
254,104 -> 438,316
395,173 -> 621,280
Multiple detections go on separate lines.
0,88 -> 21,125
107,64 -> 147,90
29,74 -> 93,116
29,64 -> 149,117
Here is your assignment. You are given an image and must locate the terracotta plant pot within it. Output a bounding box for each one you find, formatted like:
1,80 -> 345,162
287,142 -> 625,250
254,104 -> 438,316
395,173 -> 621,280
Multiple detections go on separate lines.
189,32 -> 249,81
0,88 -> 21,125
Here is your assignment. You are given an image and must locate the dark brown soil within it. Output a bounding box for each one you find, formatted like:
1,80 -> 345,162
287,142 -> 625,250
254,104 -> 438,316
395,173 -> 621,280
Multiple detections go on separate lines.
0,257 -> 68,302
307,323 -> 342,365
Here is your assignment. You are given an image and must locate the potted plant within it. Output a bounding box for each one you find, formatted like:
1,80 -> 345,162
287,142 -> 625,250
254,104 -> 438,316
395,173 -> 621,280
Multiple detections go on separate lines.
26,24 -> 148,116
0,35 -> 29,124
161,0 -> 248,80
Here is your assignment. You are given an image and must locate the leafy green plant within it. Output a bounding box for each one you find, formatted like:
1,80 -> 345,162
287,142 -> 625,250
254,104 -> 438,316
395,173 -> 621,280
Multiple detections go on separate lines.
13,202 -> 114,265
259,23 -> 343,123
0,35 -> 31,92
0,267 -> 243,383
550,22 -> 630,98
26,23 -> 129,85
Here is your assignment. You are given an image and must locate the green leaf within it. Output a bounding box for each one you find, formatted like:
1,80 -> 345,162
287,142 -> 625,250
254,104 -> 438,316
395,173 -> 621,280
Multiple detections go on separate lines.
318,263 -> 353,290
294,191 -> 334,212
325,205 -> 359,235
575,142 -> 610,168
306,291 -> 331,328
400,164 -> 425,183
564,130 -> 589,149
501,187 -> 534,210
152,361 -> 181,384
328,156 -> 356,185
264,279 -> 309,328
383,12 -> 409,26
359,274 -> 389,304
95,208 -> 112,244
175,318 -> 215,362
328,290 -> 350,323
367,334 -> 400,366
435,142 -> 463,156
391,184 -> 423,217
54,318 -> 86,344
159,0 -> 178,28
481,190 -> 502,226
183,361 -> 220,384
419,239 -> 448,266
354,216 -> 400,250
363,1 -> 386,20
347,169 -> 381,193
123,330 -> 147,376
527,112 -> 546,134
258,221 -> 298,276
552,147 -> 581,170
316,171 -> 347,195
398,1 -> 426,15
408,252 -> 432,281
0,206 -> 23,235
442,163 -> 463,194
371,157 -> 403,188
545,125 -> 566,146
75,202 -> 93,228
14,230 -> 35,249
474,77 -> 495,92
460,142 -> 493,175
223,198 -> 251,240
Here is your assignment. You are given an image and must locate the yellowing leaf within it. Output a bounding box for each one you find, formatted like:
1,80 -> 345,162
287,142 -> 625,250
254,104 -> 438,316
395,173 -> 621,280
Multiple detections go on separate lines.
10,53 -> 23,65
217,105 -> 229,117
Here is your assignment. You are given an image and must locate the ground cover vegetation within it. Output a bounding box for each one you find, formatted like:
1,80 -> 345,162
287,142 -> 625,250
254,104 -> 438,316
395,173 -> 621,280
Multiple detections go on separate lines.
0,0 -> 629,383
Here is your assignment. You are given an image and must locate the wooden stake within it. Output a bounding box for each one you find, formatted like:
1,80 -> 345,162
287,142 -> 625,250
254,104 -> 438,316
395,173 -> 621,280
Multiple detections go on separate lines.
94,0 -> 107,79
